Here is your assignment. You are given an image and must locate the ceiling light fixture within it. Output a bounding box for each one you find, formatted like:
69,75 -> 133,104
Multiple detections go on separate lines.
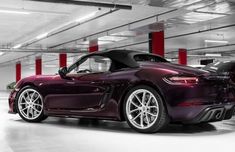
44,64 -> 57,68
98,36 -> 128,42
205,53 -> 222,57
36,32 -> 49,39
0,52 -> 4,56
75,11 -> 98,23
187,55 -> 204,57
0,9 -> 30,15
12,44 -> 22,49
205,40 -> 229,44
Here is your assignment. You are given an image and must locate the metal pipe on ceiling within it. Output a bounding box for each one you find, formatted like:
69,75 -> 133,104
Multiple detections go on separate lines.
29,0 -> 132,10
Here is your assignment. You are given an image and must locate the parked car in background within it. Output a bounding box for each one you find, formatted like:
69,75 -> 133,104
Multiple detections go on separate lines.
188,64 -> 205,69
8,50 -> 235,133
6,82 -> 16,90
203,61 -> 235,86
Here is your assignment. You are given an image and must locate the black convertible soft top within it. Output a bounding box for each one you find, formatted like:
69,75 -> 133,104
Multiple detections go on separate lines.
83,49 -> 166,68
68,50 -> 166,72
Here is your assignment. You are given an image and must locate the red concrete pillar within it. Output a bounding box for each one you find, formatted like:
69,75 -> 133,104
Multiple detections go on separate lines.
89,39 -> 98,53
149,31 -> 164,57
35,57 -> 42,75
59,53 -> 67,67
178,48 -> 187,65
16,62 -> 21,82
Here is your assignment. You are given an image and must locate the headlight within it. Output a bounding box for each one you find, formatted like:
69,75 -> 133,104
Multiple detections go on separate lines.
14,80 -> 23,91
163,75 -> 199,85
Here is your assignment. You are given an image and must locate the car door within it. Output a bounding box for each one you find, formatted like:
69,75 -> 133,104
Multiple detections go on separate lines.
64,72 -> 111,110
45,55 -> 112,112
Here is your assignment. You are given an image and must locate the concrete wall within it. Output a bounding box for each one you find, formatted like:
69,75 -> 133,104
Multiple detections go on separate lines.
0,64 -> 15,91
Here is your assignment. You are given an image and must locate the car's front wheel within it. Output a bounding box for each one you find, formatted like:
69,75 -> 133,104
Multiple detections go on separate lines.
16,86 -> 47,122
124,85 -> 169,133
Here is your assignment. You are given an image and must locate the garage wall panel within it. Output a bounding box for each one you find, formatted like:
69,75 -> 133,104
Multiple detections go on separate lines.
0,65 -> 15,91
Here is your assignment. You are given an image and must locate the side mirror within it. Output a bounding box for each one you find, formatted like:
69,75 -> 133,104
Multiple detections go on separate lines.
58,67 -> 68,79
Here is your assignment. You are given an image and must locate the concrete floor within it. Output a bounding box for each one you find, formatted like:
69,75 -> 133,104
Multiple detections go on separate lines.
1,91 -> 235,152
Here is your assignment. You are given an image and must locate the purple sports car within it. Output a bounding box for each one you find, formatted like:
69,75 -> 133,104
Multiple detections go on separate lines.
9,50 -> 235,133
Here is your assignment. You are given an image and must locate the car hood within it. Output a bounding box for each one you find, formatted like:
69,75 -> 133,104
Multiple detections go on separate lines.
22,74 -> 60,82
140,62 -> 209,76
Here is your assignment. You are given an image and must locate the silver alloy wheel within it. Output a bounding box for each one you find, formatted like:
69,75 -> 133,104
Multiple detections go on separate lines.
18,89 -> 43,120
126,89 -> 159,129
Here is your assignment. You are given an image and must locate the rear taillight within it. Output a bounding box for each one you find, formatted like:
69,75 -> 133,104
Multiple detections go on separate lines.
163,76 -> 198,85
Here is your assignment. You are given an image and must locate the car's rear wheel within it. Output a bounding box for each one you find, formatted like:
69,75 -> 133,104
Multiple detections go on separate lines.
124,85 -> 169,133
16,86 -> 47,122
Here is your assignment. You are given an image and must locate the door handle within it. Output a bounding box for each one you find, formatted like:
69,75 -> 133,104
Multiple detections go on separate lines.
90,81 -> 104,84
66,81 -> 75,85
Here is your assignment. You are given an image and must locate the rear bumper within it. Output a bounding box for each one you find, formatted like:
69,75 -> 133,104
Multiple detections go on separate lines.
184,104 -> 235,124
168,100 -> 235,124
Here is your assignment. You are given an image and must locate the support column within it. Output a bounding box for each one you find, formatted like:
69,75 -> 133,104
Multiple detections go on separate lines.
35,57 -> 42,75
178,48 -> 187,65
149,31 -> 165,57
89,39 -> 98,53
59,53 -> 67,67
16,62 -> 21,82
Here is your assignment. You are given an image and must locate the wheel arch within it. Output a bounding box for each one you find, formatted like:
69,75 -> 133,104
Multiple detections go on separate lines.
20,82 -> 38,90
118,80 -> 169,121
13,83 -> 41,113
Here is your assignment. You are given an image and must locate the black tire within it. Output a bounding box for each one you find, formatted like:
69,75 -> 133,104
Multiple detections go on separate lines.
123,85 -> 169,133
16,86 -> 47,122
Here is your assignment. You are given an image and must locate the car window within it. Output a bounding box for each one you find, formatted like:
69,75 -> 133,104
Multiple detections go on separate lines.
134,54 -> 167,63
89,56 -> 111,73
69,56 -> 111,74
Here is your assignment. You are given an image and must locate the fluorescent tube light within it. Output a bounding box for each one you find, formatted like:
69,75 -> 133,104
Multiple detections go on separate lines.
75,11 -> 97,23
187,55 -> 204,57
36,33 -> 48,39
0,10 -> 30,15
12,44 -> 22,49
98,36 -> 128,42
98,41 -> 112,45
205,53 -> 222,57
205,40 -> 228,44
44,65 -> 57,68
